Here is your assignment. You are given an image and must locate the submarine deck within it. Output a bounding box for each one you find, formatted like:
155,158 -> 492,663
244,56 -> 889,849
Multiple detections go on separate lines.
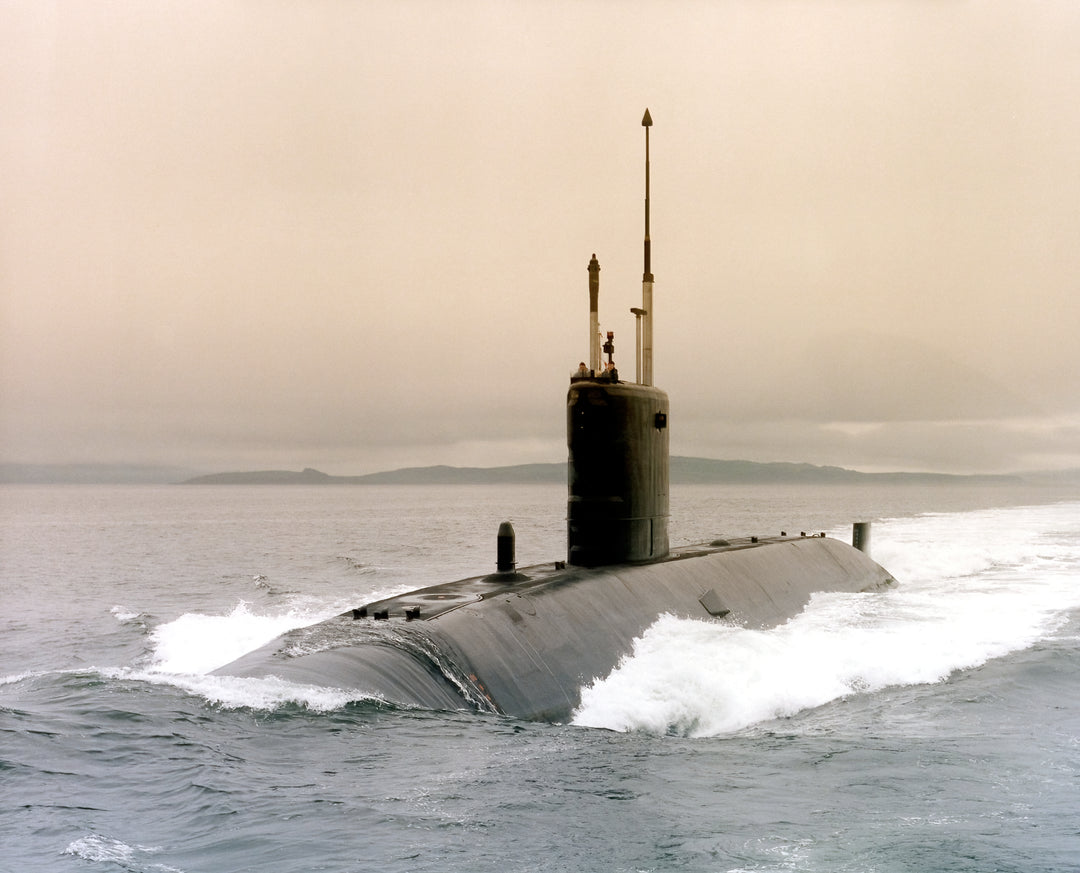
350,533 -> 822,625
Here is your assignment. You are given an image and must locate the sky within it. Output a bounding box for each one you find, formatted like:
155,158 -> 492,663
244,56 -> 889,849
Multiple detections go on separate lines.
3,0 -> 1079,476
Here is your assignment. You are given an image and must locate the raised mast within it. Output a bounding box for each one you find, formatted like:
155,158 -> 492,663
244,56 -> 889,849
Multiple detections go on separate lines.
641,108 -> 654,386
588,254 -> 601,373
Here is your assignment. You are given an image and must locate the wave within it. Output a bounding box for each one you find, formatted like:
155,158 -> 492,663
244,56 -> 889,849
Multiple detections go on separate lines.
145,579 -> 416,675
64,834 -> 185,873
147,600 -> 330,676
110,605 -> 145,624
102,584 -> 417,711
118,669 -> 382,713
573,501 -> 1080,736
0,669 -> 42,687
0,663 -> 386,717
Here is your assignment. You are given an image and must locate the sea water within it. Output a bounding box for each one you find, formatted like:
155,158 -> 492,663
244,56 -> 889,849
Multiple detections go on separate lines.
1,482 -> 1078,872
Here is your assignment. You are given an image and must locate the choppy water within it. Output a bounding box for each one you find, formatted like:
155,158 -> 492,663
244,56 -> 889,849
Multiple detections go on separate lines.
2,482 -> 1079,872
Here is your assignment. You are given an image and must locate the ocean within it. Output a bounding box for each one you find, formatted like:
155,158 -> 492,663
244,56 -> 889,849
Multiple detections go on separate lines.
2,482 -> 1078,873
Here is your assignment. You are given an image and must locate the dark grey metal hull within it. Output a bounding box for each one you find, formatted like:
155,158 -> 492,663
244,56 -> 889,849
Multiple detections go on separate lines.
214,534 -> 896,722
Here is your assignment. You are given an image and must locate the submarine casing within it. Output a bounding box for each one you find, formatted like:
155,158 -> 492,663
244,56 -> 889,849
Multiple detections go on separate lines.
215,534 -> 896,722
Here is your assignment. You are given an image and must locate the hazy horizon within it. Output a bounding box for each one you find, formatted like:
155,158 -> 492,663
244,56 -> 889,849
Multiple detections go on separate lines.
4,1 -> 1079,476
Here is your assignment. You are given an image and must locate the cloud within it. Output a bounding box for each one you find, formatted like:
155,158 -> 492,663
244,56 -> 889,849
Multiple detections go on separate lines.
676,414 -> 1080,475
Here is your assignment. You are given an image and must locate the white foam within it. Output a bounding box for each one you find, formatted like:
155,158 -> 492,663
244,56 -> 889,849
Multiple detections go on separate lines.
148,600 -> 330,675
574,501 -> 1080,736
63,834 -> 183,872
146,582 -> 418,678
110,605 -> 142,623
122,669 -> 375,712
0,670 -> 39,686
134,587 -> 415,710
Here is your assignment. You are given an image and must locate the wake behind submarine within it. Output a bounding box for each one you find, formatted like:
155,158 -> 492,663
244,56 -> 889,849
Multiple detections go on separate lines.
214,110 -> 897,721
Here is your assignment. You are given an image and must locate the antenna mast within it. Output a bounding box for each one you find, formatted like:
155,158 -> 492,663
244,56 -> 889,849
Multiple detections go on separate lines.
641,108 -> 654,386
588,253 -> 601,373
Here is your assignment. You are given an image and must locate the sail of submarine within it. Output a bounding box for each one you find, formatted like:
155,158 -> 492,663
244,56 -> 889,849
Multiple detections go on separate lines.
214,110 -> 897,722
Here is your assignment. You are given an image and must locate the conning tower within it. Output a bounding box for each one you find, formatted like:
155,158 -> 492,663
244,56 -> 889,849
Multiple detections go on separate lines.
567,109 -> 670,567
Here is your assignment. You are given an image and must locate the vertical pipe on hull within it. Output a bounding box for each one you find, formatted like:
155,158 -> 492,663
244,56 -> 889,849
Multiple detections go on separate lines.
852,522 -> 871,555
497,521 -> 516,572
642,281 -> 653,386
631,307 -> 645,384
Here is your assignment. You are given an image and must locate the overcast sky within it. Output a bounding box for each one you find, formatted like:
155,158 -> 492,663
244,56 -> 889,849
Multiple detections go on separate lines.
3,0 -> 1079,475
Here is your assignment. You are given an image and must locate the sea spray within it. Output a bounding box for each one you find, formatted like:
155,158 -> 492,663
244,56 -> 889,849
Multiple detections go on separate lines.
575,502 -> 1080,736
148,600 -> 330,675
147,583 -> 415,675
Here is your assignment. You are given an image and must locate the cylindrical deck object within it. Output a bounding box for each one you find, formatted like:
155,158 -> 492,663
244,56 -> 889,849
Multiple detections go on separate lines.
852,522 -> 871,555
497,521 -> 516,572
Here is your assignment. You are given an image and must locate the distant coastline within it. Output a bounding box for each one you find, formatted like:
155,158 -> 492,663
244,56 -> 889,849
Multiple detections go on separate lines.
176,458 -> 1029,487
7,458 -> 1076,487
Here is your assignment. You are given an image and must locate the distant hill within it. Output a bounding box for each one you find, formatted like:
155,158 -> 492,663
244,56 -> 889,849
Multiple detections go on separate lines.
180,459 -> 1025,486
179,467 -> 340,485
181,464 -> 564,485
671,457 -> 1020,486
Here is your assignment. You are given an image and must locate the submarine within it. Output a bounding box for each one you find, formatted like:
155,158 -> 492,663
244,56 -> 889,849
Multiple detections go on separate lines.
214,110 -> 897,722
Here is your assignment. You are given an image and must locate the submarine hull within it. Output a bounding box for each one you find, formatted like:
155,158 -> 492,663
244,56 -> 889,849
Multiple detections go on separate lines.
214,535 -> 896,722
